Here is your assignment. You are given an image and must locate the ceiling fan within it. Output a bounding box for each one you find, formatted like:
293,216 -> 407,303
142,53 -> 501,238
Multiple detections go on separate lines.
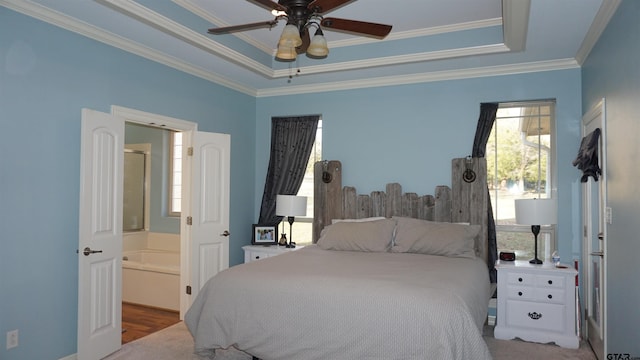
207,0 -> 393,60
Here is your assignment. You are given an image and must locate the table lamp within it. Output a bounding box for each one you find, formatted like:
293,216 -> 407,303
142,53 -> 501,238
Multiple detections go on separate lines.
276,195 -> 307,248
515,198 -> 557,264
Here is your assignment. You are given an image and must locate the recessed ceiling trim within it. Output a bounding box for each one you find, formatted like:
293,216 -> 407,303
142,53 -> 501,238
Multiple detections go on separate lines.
330,18 -> 503,49
173,0 -> 275,55
100,0 -> 275,77
272,44 -> 510,78
258,58 -> 580,97
0,0 -> 257,96
502,0 -> 530,52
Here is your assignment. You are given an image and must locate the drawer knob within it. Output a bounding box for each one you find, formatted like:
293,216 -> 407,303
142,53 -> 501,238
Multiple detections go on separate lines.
518,277 -> 523,282
255,256 -> 260,259
548,280 -> 553,285
518,291 -> 523,296
548,294 -> 553,299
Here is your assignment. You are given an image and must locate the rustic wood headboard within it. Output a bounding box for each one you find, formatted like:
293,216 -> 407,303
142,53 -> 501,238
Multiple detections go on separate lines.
313,158 -> 490,264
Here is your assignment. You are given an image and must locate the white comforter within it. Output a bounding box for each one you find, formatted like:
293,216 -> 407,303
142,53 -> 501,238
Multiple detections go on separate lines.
185,245 -> 492,360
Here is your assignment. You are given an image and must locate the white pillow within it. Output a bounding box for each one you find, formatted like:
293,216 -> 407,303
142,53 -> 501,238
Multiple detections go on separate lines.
391,216 -> 479,258
318,218 -> 396,252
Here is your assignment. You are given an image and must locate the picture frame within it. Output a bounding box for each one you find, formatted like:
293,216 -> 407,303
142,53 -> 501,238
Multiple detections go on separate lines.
252,224 -> 278,245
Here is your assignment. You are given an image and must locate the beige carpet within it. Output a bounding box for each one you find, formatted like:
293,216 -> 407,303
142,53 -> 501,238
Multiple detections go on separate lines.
104,321 -> 597,359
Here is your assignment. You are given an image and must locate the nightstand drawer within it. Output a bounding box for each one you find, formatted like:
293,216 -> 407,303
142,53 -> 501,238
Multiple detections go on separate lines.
506,301 -> 566,332
506,286 -> 535,301
535,288 -> 565,304
535,274 -> 565,288
507,272 -> 534,286
246,251 -> 271,262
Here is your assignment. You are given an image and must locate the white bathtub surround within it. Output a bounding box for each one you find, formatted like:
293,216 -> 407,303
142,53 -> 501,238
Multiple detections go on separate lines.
122,232 -> 181,311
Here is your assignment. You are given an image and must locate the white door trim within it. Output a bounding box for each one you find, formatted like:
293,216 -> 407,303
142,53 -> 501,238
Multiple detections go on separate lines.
581,98 -> 607,358
110,105 -> 196,317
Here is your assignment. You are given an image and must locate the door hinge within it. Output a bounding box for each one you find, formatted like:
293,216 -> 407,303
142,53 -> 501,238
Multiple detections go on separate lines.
186,285 -> 192,295
186,216 -> 192,225
187,147 -> 193,156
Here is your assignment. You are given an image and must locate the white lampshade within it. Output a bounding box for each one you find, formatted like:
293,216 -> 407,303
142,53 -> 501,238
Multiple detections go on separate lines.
306,28 -> 329,58
515,199 -> 557,225
276,195 -> 307,217
275,44 -> 297,61
278,24 -> 302,47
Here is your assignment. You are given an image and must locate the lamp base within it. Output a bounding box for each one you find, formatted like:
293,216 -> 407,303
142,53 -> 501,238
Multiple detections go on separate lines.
529,225 -> 543,265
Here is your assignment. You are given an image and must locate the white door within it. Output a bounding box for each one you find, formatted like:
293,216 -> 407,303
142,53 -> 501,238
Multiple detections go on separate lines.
188,131 -> 231,300
581,99 -> 607,359
77,109 -> 124,359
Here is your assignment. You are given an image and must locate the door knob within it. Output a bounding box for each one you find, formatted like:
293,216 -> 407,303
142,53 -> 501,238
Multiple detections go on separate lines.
590,251 -> 604,257
80,247 -> 103,256
220,230 -> 230,237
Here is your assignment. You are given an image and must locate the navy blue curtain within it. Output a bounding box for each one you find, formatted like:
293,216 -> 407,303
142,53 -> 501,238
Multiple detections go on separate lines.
472,102 -> 499,283
258,116 -> 320,226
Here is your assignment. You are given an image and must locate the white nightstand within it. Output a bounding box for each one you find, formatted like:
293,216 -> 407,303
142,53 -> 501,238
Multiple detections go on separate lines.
242,244 -> 302,263
494,260 -> 579,349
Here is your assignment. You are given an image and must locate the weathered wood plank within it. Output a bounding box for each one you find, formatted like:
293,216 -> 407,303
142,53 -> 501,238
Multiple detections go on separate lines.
342,186 -> 357,220
402,193 -> 419,218
370,191 -> 386,217
451,157 -> 488,263
356,195 -> 371,219
434,186 -> 452,222
418,195 -> 435,220
313,160 -> 342,243
385,183 -> 402,217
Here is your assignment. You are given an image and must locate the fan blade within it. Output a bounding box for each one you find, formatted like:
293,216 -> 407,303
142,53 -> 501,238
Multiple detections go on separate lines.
321,18 -> 392,39
207,20 -> 278,34
307,0 -> 354,14
248,0 -> 287,12
296,27 -> 311,54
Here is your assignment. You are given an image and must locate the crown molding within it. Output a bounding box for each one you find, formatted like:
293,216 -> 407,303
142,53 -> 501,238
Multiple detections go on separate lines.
99,0 -> 274,77
272,44 -> 509,78
575,0 -> 621,65
502,0 -> 530,52
328,18 -> 503,49
0,0 -> 258,96
257,58 -> 580,97
0,0 -> 584,99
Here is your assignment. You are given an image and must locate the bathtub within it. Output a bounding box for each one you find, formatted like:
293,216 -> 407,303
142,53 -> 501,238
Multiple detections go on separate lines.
122,249 -> 180,311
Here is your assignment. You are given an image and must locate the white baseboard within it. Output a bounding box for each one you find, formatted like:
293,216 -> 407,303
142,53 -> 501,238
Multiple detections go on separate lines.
59,354 -> 77,360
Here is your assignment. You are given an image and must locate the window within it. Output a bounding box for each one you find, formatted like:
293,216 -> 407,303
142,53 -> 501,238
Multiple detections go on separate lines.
168,131 -> 182,216
289,120 -> 322,245
487,101 -> 556,260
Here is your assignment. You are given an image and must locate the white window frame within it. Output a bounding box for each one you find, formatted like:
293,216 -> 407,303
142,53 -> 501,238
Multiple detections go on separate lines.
168,131 -> 182,217
489,100 -> 557,259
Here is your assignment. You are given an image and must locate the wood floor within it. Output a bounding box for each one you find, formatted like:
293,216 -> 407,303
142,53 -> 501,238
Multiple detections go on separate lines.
121,302 -> 180,344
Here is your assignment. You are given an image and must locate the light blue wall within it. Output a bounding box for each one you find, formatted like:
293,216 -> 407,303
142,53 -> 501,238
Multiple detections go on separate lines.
125,123 -> 180,234
582,0 -> 640,355
256,69 -> 584,261
0,9 -> 256,360
2,3 -> 603,360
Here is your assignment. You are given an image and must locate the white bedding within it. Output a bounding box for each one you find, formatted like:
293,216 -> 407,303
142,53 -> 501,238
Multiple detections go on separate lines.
185,245 -> 492,360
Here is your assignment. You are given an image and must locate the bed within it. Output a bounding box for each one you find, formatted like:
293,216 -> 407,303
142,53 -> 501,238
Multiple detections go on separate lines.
186,158 -> 493,360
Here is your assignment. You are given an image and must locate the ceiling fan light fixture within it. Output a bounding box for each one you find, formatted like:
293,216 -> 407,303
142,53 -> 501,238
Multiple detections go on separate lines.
275,44 -> 297,62
278,23 -> 302,47
306,27 -> 329,59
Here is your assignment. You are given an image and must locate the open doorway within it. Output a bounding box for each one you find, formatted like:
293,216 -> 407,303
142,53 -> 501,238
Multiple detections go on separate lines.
121,123 -> 182,343
78,106 -> 229,357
